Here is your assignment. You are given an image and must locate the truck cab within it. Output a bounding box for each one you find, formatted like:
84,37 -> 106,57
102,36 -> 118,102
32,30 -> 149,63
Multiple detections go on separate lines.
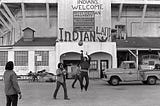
118,61 -> 139,81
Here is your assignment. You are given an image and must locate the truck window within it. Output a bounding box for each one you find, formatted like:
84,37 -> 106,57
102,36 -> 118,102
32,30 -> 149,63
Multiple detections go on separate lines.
155,64 -> 160,69
149,61 -> 154,65
129,63 -> 136,69
120,63 -> 129,69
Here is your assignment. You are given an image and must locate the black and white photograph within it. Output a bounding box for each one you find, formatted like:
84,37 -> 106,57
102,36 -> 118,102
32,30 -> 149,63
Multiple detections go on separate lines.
0,0 -> 160,106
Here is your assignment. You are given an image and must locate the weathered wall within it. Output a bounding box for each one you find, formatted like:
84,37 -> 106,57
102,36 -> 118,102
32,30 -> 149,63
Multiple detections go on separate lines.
111,6 -> 160,37
15,4 -> 58,38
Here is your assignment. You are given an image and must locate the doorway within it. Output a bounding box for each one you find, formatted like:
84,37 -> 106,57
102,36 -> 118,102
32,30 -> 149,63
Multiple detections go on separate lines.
63,60 -> 80,79
100,60 -> 108,78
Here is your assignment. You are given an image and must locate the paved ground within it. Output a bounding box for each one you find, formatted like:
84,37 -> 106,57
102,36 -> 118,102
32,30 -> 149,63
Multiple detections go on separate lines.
1,79 -> 160,106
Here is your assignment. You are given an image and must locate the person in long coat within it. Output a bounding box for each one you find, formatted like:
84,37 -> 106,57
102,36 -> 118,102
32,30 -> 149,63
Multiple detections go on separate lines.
3,61 -> 22,106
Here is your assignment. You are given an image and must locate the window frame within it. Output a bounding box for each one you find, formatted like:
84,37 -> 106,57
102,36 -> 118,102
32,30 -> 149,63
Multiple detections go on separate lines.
35,51 -> 49,66
0,51 -> 8,66
90,60 -> 98,70
14,51 -> 28,66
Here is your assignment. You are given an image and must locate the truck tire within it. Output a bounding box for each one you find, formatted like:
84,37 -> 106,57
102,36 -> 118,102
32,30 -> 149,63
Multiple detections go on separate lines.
147,77 -> 157,85
110,77 -> 119,86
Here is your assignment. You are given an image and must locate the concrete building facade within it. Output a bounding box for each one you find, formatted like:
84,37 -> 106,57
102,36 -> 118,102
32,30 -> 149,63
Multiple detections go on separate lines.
0,0 -> 160,78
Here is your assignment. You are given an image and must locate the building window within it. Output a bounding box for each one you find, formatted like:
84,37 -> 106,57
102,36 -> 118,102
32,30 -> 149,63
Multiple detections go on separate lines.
115,25 -> 127,40
35,51 -> 49,66
0,51 -> 8,66
14,51 -> 28,66
90,60 -> 98,69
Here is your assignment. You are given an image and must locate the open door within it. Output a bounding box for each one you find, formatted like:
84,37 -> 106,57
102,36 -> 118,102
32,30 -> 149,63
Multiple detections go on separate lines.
100,60 -> 108,78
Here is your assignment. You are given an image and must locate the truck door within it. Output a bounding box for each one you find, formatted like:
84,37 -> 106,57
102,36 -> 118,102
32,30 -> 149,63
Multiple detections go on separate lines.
123,63 -> 138,81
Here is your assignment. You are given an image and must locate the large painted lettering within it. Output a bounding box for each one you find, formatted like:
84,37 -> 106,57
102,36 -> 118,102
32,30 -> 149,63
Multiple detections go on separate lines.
59,27 -> 111,42
72,0 -> 103,11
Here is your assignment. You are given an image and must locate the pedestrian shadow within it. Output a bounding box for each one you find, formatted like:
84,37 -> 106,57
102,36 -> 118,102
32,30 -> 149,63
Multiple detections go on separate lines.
99,81 -> 160,86
119,82 -> 160,86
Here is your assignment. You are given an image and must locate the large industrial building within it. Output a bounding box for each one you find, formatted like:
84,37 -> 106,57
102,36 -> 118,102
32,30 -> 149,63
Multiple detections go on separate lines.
0,0 -> 160,78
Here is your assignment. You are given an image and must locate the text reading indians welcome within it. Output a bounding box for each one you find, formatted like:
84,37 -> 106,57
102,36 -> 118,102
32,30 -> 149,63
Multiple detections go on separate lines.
72,0 -> 103,11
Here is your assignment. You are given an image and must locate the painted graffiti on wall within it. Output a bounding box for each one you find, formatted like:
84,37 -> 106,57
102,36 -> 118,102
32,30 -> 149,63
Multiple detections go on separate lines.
58,0 -> 111,42
59,26 -> 111,42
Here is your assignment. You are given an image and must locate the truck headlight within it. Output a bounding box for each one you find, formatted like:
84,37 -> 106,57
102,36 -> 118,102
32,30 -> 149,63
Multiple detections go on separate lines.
104,74 -> 107,78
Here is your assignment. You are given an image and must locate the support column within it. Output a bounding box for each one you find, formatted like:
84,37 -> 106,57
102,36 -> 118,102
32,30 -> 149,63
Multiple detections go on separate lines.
8,50 -> 14,62
55,42 -> 61,74
28,51 -> 35,73
49,50 -> 56,74
136,49 -> 139,69
112,45 -> 117,68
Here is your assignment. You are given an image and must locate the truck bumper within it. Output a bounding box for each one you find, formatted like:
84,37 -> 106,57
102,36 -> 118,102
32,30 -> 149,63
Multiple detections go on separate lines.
102,78 -> 110,82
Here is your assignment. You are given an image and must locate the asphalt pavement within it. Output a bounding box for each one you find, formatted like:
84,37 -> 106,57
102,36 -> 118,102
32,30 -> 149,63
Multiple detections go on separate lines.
0,79 -> 160,106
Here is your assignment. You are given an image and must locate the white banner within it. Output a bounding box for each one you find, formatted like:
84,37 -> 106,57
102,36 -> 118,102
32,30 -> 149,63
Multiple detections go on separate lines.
58,0 -> 111,42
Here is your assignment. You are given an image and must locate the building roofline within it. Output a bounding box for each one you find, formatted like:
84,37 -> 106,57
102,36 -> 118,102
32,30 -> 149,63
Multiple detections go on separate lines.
2,0 -> 160,5
117,48 -> 160,51
1,0 -> 58,3
14,37 -> 57,47
112,0 -> 160,5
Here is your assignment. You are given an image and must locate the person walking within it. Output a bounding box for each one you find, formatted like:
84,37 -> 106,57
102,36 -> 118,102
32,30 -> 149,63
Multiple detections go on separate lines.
3,61 -> 22,106
53,63 -> 70,100
71,64 -> 83,89
80,50 -> 91,91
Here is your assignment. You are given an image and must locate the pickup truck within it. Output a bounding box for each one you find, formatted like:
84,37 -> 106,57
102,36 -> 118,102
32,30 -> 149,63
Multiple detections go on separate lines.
103,61 -> 160,86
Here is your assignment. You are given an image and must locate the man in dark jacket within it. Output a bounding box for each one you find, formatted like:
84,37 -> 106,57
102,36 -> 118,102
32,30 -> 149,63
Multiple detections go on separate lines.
80,50 -> 91,91
3,61 -> 22,106
71,64 -> 83,89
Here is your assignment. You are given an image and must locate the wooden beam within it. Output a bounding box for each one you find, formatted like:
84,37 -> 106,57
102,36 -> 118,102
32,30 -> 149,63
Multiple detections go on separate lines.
21,2 -> 26,27
0,30 -> 10,37
46,3 -> 50,27
141,4 -> 147,28
2,3 -> 17,22
128,49 -> 137,58
0,16 -> 11,30
0,9 -> 15,26
118,3 -> 123,21
0,29 -> 3,34
0,21 -> 5,26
